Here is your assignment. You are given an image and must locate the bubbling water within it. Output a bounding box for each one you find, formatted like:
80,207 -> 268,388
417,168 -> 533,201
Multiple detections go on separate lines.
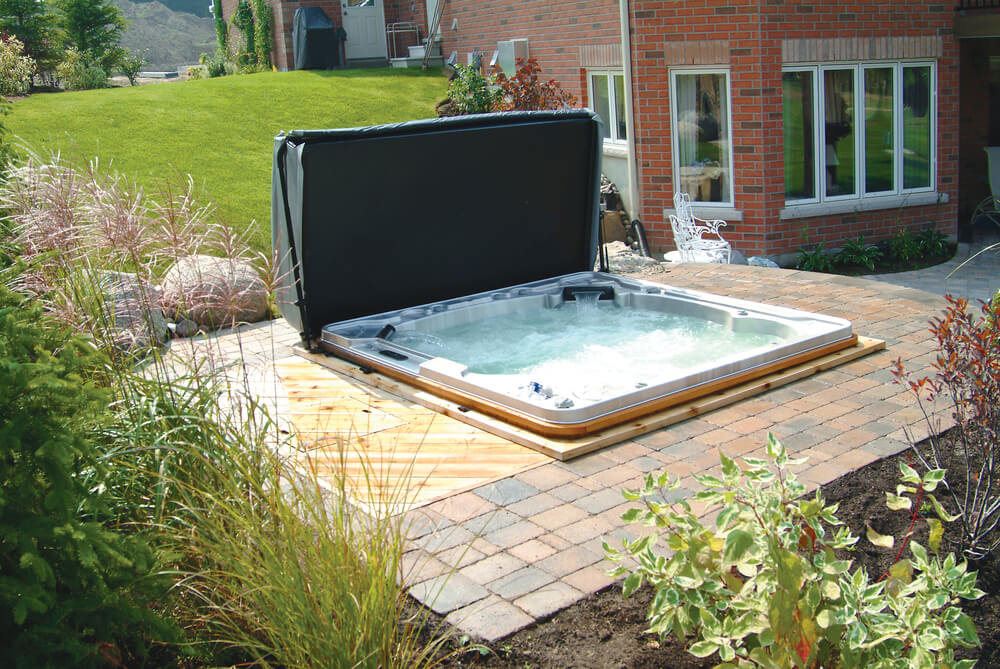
402,303 -> 782,392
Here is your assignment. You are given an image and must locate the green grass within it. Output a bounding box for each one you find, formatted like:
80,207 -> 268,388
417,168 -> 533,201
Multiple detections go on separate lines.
9,69 -> 449,253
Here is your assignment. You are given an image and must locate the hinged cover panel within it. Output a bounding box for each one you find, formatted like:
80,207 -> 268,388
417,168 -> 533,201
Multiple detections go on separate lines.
272,110 -> 603,339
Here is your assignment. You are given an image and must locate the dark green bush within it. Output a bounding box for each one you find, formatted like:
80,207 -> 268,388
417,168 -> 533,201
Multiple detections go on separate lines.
0,284 -> 173,668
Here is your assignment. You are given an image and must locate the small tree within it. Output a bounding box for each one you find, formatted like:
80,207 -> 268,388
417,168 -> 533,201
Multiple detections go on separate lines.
55,0 -> 127,73
0,0 -> 62,74
118,47 -> 145,86
491,58 -> 577,111
0,35 -> 36,96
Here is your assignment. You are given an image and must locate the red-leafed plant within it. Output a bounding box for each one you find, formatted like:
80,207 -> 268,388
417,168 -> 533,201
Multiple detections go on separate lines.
491,58 -> 577,111
893,295 -> 1000,561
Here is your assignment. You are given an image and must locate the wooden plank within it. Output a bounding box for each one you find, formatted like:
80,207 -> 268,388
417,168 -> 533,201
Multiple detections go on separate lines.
293,336 -> 885,461
275,359 -> 552,512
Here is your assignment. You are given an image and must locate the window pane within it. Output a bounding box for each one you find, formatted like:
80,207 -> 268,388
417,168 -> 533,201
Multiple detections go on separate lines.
591,74 -> 611,140
823,68 -> 856,197
613,74 -> 627,141
864,67 -> 895,193
783,71 -> 815,200
903,66 -> 931,189
675,73 -> 730,203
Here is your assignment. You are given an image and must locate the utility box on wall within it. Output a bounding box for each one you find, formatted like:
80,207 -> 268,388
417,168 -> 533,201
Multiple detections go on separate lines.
496,38 -> 529,74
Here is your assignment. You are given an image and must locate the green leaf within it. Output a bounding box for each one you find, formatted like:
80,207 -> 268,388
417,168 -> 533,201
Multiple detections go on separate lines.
910,540 -> 929,564
927,494 -> 960,523
822,579 -> 842,600
816,609 -> 834,629
12,599 -> 27,625
723,529 -> 754,564
846,621 -> 868,647
622,572 -> 642,598
716,503 -> 740,529
720,452 -> 739,479
922,468 -> 946,492
866,523 -> 893,549
622,488 -> 641,501
956,612 -> 980,644
719,644 -> 736,662
688,640 -> 720,658
899,462 -> 921,484
695,474 -> 724,488
926,518 -> 944,554
620,508 -> 643,523
885,492 -> 911,511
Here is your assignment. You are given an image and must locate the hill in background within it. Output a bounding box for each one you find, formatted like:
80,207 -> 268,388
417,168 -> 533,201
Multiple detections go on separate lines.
114,0 -> 216,71
135,0 -> 211,18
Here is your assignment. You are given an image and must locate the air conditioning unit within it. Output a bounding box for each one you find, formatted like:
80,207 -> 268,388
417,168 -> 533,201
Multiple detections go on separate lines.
496,38 -> 529,74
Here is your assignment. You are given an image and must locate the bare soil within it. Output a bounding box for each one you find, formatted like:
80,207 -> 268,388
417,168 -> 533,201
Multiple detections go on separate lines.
430,435 -> 1000,668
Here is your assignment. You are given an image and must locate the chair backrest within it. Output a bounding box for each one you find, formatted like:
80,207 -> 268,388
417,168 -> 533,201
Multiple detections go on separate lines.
673,191 -> 693,222
986,147 -> 1000,202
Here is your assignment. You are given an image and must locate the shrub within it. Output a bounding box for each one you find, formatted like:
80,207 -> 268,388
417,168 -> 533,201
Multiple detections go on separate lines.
251,0 -> 272,68
796,241 -> 835,273
606,435 -> 984,668
0,36 -> 36,97
893,296 -> 1000,561
445,63 -> 501,114
118,48 -> 146,86
55,47 -> 108,90
834,234 -> 882,272
0,282 -> 174,667
199,49 -> 232,78
887,227 -> 922,266
492,57 -> 577,111
916,227 -> 950,258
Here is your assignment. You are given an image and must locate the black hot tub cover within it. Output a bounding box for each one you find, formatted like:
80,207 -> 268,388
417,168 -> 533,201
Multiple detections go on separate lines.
271,110 -> 604,342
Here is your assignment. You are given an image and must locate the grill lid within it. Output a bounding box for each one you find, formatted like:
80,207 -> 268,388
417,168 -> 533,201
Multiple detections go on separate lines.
272,110 -> 604,343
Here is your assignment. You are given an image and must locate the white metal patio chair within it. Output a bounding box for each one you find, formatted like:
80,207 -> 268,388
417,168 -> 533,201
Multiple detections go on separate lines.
665,192 -> 732,263
972,147 -> 1000,227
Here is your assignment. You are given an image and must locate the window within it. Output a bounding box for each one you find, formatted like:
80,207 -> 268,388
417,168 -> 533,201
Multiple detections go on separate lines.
670,70 -> 733,205
588,71 -> 628,143
782,61 -> 935,204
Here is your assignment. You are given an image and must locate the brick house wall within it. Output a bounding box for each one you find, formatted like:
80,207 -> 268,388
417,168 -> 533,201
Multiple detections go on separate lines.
628,0 -> 958,257
419,0 -> 958,259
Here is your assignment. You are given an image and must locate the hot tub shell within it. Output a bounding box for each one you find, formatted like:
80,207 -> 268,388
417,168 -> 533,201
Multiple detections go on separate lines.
319,271 -> 856,437
272,111 -> 858,439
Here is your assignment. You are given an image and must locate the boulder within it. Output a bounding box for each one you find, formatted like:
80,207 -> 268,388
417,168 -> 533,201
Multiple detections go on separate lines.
97,271 -> 169,351
161,255 -> 269,330
748,256 -> 780,268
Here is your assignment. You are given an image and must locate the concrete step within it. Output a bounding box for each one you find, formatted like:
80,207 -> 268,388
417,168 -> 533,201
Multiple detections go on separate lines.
390,55 -> 444,69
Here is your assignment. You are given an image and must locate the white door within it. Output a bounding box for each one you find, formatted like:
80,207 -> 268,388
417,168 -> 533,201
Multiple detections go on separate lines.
341,0 -> 387,61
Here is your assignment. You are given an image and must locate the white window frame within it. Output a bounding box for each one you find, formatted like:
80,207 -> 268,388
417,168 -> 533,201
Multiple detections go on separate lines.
587,70 -> 628,145
782,60 -> 936,207
669,68 -> 735,208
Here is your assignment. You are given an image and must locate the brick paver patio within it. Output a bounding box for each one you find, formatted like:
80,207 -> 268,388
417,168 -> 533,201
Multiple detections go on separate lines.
181,263 -> 961,642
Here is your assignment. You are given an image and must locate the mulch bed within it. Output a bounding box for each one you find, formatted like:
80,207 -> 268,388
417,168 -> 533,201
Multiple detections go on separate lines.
430,433 -> 1000,668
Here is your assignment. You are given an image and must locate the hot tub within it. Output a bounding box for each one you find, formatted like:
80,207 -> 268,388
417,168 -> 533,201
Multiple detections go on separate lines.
272,111 -> 858,439
319,271 -> 855,436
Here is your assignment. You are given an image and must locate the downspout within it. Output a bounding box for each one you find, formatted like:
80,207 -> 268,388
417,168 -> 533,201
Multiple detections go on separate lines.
618,0 -> 640,224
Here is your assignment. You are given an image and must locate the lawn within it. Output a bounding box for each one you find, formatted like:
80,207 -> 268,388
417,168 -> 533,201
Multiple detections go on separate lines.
8,69 -> 449,253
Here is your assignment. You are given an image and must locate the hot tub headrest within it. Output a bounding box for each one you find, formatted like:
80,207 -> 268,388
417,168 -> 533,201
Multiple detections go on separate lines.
272,110 -> 604,342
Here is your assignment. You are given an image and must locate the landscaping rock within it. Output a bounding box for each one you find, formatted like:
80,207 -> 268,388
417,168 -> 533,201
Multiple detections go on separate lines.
748,256 -> 780,268
161,255 -> 268,330
169,318 -> 201,338
602,241 -> 665,274
97,271 -> 169,351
